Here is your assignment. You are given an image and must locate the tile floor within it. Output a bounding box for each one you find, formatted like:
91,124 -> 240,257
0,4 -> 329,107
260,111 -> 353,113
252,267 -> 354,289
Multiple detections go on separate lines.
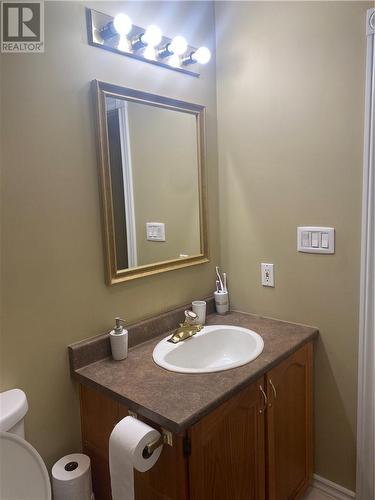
303,487 -> 334,500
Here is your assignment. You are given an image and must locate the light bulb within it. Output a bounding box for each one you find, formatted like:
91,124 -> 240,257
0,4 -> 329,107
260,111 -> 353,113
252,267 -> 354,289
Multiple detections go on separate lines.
142,25 -> 162,47
113,13 -> 132,35
192,46 -> 211,64
169,35 -> 187,56
143,45 -> 156,61
168,54 -> 181,68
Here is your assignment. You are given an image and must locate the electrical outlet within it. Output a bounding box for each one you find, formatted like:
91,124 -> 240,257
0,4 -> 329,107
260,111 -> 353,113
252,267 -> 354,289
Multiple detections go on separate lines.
261,263 -> 274,287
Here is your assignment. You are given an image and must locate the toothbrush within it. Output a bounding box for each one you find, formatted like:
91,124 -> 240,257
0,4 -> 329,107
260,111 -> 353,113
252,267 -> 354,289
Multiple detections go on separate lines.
216,280 -> 220,293
215,266 -> 224,292
223,273 -> 227,293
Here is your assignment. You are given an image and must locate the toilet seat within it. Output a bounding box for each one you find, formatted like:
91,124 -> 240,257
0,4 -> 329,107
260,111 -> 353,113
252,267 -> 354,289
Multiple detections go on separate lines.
0,431 -> 51,500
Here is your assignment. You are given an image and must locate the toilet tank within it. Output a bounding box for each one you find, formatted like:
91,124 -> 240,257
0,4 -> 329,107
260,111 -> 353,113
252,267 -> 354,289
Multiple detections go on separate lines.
0,389 -> 28,437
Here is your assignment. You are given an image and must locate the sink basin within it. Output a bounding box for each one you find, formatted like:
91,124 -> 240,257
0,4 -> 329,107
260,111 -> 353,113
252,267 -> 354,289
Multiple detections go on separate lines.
152,325 -> 264,374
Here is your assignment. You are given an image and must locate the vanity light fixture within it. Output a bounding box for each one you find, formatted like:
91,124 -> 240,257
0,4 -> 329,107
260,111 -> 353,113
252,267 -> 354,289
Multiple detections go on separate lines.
159,35 -> 188,58
87,8 -> 211,76
132,24 -> 162,51
113,14 -> 132,36
99,13 -> 132,40
183,46 -> 211,65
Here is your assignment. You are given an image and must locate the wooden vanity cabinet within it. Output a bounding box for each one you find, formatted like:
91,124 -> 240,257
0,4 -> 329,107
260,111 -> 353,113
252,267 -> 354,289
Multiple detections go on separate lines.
266,344 -> 313,500
79,342 -> 312,500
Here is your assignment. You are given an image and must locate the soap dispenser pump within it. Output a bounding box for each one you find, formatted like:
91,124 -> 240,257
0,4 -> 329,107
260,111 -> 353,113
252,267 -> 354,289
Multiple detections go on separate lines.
109,317 -> 128,361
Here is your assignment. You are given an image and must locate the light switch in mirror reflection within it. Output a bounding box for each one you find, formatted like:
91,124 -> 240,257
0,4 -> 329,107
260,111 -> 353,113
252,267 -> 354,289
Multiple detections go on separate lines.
93,81 -> 209,284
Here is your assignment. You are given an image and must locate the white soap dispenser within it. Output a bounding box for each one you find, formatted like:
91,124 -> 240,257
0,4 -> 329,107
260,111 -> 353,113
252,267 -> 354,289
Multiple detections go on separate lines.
109,317 -> 128,361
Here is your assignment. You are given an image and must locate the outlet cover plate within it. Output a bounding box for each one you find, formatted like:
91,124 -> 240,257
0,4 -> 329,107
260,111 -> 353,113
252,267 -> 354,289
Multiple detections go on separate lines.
261,263 -> 274,287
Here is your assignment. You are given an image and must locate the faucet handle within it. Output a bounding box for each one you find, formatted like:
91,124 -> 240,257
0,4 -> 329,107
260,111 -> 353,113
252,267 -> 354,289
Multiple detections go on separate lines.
184,310 -> 197,324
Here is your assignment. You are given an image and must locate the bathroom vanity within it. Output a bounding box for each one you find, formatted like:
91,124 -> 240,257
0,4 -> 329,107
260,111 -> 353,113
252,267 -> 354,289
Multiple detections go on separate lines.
69,303 -> 317,500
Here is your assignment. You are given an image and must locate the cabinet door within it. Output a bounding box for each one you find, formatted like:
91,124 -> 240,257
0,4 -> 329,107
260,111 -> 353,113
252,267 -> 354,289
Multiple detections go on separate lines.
189,378 -> 266,500
266,343 -> 313,500
80,385 -> 120,500
80,385 -> 189,500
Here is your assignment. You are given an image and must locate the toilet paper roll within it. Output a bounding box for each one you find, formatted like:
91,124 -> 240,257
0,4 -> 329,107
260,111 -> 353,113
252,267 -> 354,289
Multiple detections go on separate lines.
109,416 -> 163,500
52,453 -> 93,500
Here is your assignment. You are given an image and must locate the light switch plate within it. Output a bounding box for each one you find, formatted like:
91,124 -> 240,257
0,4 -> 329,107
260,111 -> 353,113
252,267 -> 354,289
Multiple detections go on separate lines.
297,227 -> 334,254
146,222 -> 166,242
261,263 -> 274,287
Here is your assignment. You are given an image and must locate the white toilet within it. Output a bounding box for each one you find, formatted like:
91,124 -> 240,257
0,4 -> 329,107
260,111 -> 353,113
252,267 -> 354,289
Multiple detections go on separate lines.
0,388 -> 51,499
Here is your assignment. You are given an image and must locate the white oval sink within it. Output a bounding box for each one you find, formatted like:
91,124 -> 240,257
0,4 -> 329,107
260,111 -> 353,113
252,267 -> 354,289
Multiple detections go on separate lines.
152,325 -> 264,374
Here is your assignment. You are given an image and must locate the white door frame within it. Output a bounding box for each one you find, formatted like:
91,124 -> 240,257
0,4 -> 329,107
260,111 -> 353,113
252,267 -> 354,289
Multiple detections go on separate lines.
356,8 -> 375,500
118,102 -> 138,268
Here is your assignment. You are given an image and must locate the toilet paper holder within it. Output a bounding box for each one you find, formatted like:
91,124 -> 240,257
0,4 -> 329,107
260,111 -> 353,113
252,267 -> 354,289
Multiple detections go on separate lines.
143,431 -> 173,459
128,410 -> 173,458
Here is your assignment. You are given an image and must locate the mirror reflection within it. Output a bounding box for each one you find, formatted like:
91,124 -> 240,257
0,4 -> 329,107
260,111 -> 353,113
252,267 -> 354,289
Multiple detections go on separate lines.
105,96 -> 202,270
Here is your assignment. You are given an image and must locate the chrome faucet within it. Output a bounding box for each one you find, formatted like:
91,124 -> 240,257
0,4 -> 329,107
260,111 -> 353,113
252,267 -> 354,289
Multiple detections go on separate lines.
168,310 -> 203,343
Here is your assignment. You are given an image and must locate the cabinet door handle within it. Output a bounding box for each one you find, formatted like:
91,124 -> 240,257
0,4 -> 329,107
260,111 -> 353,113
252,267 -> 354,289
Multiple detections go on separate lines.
259,385 -> 268,414
269,379 -> 277,400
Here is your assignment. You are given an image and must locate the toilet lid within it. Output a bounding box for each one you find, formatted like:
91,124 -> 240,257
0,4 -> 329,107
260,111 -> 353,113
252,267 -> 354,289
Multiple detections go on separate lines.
0,431 -> 51,499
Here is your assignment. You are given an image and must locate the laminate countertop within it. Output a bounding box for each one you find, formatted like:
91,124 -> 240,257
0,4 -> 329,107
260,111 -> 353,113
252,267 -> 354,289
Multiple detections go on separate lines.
70,311 -> 318,433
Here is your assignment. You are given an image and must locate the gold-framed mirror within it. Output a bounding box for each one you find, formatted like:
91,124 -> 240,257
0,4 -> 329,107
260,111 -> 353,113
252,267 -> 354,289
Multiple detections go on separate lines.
92,80 -> 209,285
